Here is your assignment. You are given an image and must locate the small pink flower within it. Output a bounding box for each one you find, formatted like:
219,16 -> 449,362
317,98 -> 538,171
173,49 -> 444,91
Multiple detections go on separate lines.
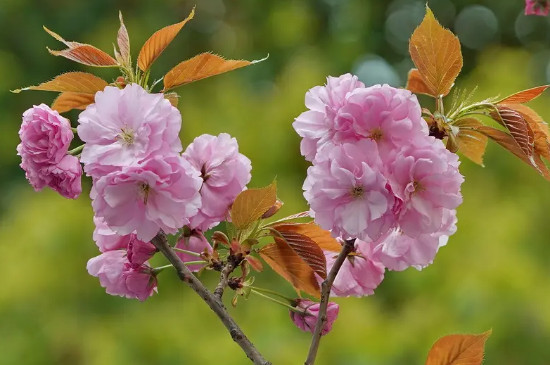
290,299 -> 339,335
175,231 -> 213,272
183,133 -> 251,231
17,104 -> 81,197
372,209 -> 457,271
92,154 -> 202,242
304,140 -> 396,241
77,84 -> 182,178
525,0 -> 550,16
43,155 -> 82,199
293,74 -> 365,161
388,137 -> 463,237
87,250 -> 157,301
324,239 -> 385,297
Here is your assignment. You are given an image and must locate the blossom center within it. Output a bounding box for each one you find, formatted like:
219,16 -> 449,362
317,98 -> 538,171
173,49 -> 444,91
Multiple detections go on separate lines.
369,128 -> 383,141
200,164 -> 210,182
412,180 -> 424,194
139,182 -> 151,204
350,185 -> 364,198
118,128 -> 135,146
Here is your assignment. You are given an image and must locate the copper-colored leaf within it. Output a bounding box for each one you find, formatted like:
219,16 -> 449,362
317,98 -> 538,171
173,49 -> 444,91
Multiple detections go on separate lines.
163,52 -> 254,91
117,12 -> 131,66
503,104 -> 550,159
274,223 -> 342,252
164,92 -> 179,107
453,118 -> 488,166
271,224 -> 328,279
497,85 -> 549,104
246,255 -> 264,272
43,26 -> 117,67
51,92 -> 95,113
409,6 -> 463,97
137,7 -> 195,71
490,106 -> 534,158
406,68 -> 433,96
425,330 -> 491,365
12,72 -> 108,94
230,181 -> 277,229
259,237 -> 320,297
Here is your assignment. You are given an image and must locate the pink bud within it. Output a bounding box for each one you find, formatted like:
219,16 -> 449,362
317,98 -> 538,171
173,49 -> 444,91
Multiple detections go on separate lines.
289,299 -> 339,335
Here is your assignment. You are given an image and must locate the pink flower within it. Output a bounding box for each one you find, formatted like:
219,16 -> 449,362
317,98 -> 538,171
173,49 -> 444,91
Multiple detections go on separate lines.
525,0 -> 550,16
290,299 -> 339,335
87,250 -> 157,301
388,137 -> 463,237
304,140 -> 396,241
43,155 -> 82,199
183,133 -> 251,231
17,104 -> 82,198
77,84 -> 182,178
324,239 -> 385,297
175,231 -> 213,272
293,74 -> 365,161
372,209 -> 457,271
92,154 -> 202,242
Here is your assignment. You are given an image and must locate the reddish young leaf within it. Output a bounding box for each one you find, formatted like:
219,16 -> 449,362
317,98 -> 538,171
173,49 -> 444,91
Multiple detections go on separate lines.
425,330 -> 491,365
137,7 -> 195,71
502,103 -> 550,159
409,6 -> 463,97
453,118 -> 489,166
163,52 -> 254,91
406,68 -> 433,96
271,224 -> 328,279
259,237 -> 321,298
51,92 -> 95,113
246,255 -> 264,272
12,72 -> 108,94
43,26 -> 117,67
117,11 -> 131,66
273,223 -> 342,252
497,85 -> 549,104
490,106 -> 534,159
230,181 -> 277,229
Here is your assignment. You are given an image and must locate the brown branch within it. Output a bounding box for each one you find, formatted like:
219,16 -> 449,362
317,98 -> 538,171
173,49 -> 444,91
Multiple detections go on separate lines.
304,238 -> 356,365
214,259 -> 236,299
151,231 -> 271,365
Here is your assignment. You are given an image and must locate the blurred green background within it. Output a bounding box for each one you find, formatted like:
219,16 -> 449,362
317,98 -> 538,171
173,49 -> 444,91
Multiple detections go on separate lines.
1,0 -> 550,364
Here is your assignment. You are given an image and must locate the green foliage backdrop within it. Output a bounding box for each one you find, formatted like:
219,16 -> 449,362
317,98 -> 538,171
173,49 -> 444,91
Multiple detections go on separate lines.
1,1 -> 550,364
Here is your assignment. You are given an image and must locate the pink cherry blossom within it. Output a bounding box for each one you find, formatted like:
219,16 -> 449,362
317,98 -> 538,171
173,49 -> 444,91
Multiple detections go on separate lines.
525,0 -> 550,16
17,104 -> 81,197
175,231 -> 213,272
324,239 -> 385,297
93,216 -> 132,252
77,84 -> 182,178
293,74 -> 365,161
92,154 -> 202,242
303,140 -> 396,241
372,209 -> 457,271
183,133 -> 251,231
87,250 -> 157,301
388,137 -> 463,237
289,299 -> 339,335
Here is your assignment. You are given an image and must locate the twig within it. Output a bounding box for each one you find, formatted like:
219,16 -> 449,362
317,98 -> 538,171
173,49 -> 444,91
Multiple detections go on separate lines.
214,259 -> 236,300
151,231 -> 271,365
304,238 -> 356,365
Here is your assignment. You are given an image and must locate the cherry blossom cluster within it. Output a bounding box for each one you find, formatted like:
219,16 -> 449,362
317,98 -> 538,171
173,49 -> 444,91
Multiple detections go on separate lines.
17,83 -> 252,301
525,0 -> 550,16
294,74 -> 464,297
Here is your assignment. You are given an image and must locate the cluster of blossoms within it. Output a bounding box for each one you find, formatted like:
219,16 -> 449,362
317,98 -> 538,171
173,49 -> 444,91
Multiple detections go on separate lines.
525,0 -> 550,16
17,83 -> 252,301
294,74 -> 464,298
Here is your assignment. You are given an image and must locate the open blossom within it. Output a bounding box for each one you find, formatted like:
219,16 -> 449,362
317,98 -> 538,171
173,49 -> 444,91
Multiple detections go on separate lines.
175,231 -> 213,272
372,209 -> 457,271
525,0 -> 550,16
87,250 -> 157,301
304,140 -> 395,241
388,137 -> 463,238
77,84 -> 182,178
324,239 -> 385,297
17,104 -> 82,198
290,299 -> 339,335
293,74 -> 365,161
183,133 -> 251,231
92,154 -> 202,242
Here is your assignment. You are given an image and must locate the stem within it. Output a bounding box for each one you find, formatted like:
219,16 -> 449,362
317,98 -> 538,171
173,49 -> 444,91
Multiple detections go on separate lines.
172,247 -> 203,257
304,239 -> 355,365
214,258 -> 237,300
68,145 -> 84,155
249,286 -> 294,303
250,289 -> 301,312
151,231 -> 270,365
